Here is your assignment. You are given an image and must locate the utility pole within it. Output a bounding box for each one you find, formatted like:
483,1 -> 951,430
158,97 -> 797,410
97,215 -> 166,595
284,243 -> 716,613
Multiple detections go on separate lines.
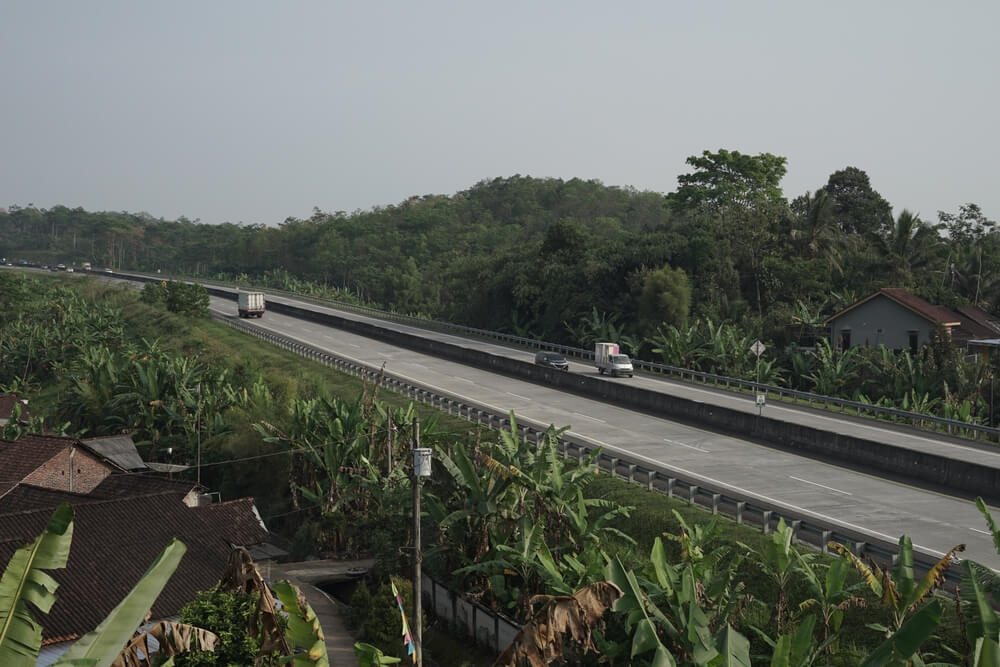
411,419 -> 429,667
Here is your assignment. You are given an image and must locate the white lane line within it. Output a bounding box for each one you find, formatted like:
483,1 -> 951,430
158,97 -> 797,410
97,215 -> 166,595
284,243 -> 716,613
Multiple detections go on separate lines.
789,476 -> 853,496
507,392 -> 531,401
573,412 -> 607,423
453,377 -> 475,383
664,438 -> 710,453
971,528 -> 992,536
347,343 -> 361,348
579,434 -> 947,557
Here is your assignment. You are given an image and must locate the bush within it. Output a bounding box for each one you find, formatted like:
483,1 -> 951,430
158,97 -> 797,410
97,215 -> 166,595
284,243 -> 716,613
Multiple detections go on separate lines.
174,586 -> 262,666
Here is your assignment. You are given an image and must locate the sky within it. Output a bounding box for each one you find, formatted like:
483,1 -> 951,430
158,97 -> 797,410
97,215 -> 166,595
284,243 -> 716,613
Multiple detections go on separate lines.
2,1 -> 997,227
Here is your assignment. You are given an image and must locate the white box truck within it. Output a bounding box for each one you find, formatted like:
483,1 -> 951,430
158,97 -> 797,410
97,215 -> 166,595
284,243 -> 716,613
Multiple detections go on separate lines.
595,342 -> 633,377
237,291 -> 265,318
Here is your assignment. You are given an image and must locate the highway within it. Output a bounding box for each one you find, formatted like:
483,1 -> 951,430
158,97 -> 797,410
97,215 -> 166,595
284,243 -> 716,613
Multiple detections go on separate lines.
204,291 -> 1000,570
17,266 -> 994,569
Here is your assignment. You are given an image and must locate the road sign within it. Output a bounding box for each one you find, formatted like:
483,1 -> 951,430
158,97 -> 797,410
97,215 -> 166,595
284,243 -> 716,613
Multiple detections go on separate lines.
750,340 -> 766,357
756,394 -> 766,407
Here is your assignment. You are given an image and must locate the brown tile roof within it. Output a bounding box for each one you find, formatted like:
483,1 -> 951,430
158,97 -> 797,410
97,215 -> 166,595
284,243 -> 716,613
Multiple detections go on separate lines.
0,485 -> 98,513
825,288 -> 962,326
955,305 -> 1000,336
192,498 -> 268,546
0,474 -> 200,514
90,473 -> 199,501
0,491 -> 269,644
0,434 -> 77,498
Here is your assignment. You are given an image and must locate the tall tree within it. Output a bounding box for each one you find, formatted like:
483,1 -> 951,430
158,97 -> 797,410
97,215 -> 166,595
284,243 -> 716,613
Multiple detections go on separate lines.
669,149 -> 788,215
824,167 -> 894,239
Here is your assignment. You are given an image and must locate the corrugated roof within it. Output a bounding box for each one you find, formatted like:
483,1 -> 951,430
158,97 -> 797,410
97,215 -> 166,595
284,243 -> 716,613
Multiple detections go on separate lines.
81,435 -> 147,471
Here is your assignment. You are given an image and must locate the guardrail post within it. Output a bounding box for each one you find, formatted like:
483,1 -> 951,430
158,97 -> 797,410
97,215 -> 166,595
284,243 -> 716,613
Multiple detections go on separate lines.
666,477 -> 676,499
790,520 -> 801,544
821,531 -> 832,553
762,510 -> 772,534
853,542 -> 866,557
711,493 -> 721,515
647,470 -> 657,491
688,485 -> 698,506
609,458 -> 618,479
627,464 -> 636,483
735,501 -> 745,524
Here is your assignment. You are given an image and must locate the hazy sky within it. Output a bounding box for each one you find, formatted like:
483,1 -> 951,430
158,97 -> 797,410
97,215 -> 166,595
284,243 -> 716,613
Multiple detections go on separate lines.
2,2 -> 996,226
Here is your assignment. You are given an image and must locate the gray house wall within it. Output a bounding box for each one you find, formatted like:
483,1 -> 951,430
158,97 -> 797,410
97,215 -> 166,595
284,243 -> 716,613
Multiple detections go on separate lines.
829,295 -> 936,350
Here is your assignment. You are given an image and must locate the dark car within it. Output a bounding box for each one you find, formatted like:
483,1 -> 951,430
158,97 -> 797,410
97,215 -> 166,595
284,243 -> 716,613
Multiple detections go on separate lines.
534,351 -> 569,371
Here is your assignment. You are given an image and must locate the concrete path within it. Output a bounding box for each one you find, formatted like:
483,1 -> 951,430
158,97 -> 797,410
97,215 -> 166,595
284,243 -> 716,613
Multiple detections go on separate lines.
268,559 -> 374,666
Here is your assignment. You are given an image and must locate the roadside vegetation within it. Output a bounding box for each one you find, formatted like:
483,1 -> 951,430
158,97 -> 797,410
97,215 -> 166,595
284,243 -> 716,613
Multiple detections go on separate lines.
4,154 -> 1000,425
4,271 -> 998,664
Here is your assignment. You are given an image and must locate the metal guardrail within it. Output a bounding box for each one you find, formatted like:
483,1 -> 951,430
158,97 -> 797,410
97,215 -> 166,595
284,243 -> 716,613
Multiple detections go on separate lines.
153,270 -> 998,444
217,314 -> 968,590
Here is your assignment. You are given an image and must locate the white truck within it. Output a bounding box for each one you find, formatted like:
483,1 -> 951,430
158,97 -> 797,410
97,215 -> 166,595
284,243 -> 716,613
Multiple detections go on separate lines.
237,291 -> 265,318
595,342 -> 634,377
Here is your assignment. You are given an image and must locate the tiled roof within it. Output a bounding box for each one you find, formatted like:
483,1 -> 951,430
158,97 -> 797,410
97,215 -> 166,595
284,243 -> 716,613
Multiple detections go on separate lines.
0,434 -> 76,498
0,491 -> 269,644
826,288 -> 962,326
0,475 -> 199,514
192,498 -> 269,546
81,435 -> 148,471
90,474 -> 199,501
0,485 -> 98,513
955,305 -> 1000,335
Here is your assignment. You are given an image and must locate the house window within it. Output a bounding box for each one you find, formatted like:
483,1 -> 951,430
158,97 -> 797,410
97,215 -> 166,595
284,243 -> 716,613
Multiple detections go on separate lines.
839,329 -> 851,350
908,330 -> 919,354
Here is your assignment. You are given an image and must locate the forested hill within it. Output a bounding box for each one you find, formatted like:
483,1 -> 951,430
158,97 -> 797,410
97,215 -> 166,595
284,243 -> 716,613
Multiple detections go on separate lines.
1,152 -> 997,348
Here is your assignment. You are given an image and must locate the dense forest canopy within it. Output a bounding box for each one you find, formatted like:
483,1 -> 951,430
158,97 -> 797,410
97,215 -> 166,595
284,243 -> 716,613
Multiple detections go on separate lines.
2,151 -> 997,349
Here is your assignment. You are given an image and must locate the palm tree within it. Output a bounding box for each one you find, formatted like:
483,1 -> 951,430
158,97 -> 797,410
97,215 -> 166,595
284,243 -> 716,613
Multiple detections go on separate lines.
875,210 -> 945,286
791,190 -> 843,276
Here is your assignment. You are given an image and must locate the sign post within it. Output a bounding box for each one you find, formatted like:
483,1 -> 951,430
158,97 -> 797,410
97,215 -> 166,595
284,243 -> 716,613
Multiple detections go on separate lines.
750,340 -> 766,415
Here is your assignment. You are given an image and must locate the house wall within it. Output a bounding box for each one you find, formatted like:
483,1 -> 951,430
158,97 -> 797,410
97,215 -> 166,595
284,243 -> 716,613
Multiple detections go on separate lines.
829,295 -> 935,350
24,446 -> 112,494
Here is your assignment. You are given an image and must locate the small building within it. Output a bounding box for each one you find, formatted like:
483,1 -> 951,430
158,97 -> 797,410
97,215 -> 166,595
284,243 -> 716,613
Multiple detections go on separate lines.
824,288 -> 961,352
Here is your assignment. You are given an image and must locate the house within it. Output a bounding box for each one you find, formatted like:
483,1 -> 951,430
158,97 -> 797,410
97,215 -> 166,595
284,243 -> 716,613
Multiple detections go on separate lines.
824,288 -> 961,352
0,433 -> 285,664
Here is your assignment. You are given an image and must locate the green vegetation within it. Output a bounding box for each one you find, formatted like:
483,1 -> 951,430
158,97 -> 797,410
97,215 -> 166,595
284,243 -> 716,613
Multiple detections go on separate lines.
4,155 -> 996,425
2,266 -> 996,664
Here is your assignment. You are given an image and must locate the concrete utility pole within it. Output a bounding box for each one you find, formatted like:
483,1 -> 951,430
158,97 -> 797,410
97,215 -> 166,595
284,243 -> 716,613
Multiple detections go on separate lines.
411,419 -> 430,667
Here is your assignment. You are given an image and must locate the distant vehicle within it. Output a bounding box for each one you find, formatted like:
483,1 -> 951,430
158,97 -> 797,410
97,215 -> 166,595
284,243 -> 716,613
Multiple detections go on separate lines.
56,264 -> 66,271
66,267 -> 74,273
104,268 -> 113,273
534,351 -> 569,370
595,342 -> 633,377
81,262 -> 91,271
237,291 -> 265,318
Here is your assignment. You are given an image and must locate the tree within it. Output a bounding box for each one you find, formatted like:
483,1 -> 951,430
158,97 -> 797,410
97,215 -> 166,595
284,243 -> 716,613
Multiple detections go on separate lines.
670,149 -> 788,215
875,210 -> 945,287
824,167 -> 894,239
637,264 -> 691,334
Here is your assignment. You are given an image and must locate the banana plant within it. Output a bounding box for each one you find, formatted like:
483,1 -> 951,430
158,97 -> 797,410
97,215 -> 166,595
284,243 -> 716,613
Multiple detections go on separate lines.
739,518 -> 813,634
0,504 -> 74,666
830,535 -> 964,635
794,553 -> 867,650
605,535 -> 752,667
